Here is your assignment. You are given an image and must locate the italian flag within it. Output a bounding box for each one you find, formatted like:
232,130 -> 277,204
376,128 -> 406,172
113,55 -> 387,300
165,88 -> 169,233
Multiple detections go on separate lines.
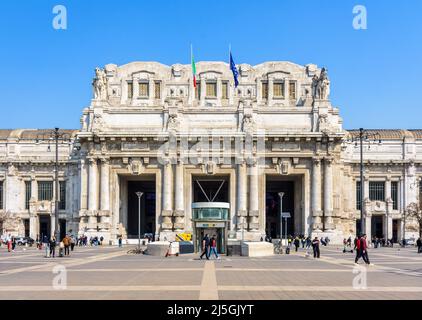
191,53 -> 197,88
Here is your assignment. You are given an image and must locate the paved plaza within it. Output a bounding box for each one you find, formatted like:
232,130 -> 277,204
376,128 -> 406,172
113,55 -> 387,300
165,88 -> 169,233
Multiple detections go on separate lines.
0,244 -> 422,300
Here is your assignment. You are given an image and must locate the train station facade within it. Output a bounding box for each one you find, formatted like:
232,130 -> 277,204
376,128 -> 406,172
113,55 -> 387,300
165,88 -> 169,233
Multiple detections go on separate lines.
1,61 -> 421,248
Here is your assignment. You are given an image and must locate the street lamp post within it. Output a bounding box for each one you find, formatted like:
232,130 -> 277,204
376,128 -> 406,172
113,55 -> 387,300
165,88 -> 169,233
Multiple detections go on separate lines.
35,128 -> 76,242
135,192 -> 144,251
278,192 -> 284,245
349,128 -> 381,237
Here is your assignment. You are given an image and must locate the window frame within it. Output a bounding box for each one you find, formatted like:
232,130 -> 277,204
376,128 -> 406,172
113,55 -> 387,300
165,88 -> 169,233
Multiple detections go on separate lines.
25,181 -> 31,210
391,181 -> 398,210
273,81 -> 285,98
138,81 -> 149,98
289,81 -> 297,100
261,81 -> 268,100
59,181 -> 66,210
154,81 -> 161,99
127,81 -> 133,99
205,81 -> 217,98
369,181 -> 385,202
37,181 -> 54,201
222,81 -> 229,100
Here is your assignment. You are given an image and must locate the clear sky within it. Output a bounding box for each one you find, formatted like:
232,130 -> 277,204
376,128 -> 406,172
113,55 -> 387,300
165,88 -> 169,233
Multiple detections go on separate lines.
0,0 -> 421,130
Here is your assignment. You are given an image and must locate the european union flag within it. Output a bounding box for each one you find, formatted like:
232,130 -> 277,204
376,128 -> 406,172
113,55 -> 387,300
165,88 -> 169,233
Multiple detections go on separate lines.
230,52 -> 239,88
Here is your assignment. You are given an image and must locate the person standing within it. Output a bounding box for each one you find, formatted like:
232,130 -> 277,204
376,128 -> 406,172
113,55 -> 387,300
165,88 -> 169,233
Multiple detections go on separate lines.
43,234 -> 50,258
63,235 -> 70,256
312,237 -> 320,258
294,236 -> 300,252
209,235 -> 220,260
199,234 -> 210,260
6,234 -> 11,252
361,234 -> 371,265
354,235 -> 362,264
118,236 -> 123,248
70,236 -> 75,252
49,236 -> 56,258
417,237 -> 422,253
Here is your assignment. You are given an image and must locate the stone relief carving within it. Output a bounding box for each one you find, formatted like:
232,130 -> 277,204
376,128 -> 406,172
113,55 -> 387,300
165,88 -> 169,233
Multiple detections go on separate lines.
93,67 -> 108,100
128,158 -> 143,175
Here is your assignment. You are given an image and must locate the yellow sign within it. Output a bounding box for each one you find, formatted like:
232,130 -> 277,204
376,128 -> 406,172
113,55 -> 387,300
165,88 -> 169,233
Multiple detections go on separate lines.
176,233 -> 192,241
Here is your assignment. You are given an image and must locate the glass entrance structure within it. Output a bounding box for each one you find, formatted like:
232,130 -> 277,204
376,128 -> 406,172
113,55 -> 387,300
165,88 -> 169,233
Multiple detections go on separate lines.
192,202 -> 229,254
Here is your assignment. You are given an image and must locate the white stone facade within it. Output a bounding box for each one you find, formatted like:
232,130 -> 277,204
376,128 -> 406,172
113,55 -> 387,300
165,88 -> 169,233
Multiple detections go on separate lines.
0,61 -> 421,246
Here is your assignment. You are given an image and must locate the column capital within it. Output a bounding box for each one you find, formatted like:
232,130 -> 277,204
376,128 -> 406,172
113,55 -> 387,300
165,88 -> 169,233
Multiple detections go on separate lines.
100,157 -> 110,164
323,157 -> 334,165
87,157 -> 98,165
312,157 -> 322,166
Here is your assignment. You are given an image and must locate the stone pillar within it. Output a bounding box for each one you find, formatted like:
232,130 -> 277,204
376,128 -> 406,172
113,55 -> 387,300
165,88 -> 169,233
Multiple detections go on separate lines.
311,158 -> 323,231
248,161 -> 259,231
100,158 -> 110,212
284,78 -> 290,102
216,77 -> 222,106
161,160 -> 173,230
323,158 -> 334,230
200,77 -> 206,107
364,198 -> 372,240
237,160 -> 247,235
132,76 -> 139,100
256,78 -> 262,104
100,158 -> 110,232
80,159 -> 88,211
385,198 -> 393,239
268,78 -> 274,105
88,158 -> 99,232
173,159 -> 185,231
385,178 -> 391,203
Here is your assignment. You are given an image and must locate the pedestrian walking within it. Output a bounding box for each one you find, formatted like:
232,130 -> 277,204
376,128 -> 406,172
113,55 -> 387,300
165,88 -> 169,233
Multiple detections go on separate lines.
417,237 -> 422,253
294,236 -> 300,252
200,234 -> 210,260
42,234 -> 50,257
70,236 -> 75,251
355,234 -> 371,265
312,237 -> 320,258
209,235 -> 220,259
6,234 -> 12,252
118,236 -> 123,248
63,235 -> 70,256
49,236 -> 56,258
59,241 -> 64,257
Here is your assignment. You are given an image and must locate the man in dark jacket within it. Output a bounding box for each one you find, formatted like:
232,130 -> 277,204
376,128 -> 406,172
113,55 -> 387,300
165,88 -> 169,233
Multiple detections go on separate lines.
417,237 -> 422,253
200,234 -> 210,260
49,236 -> 56,258
312,237 -> 320,258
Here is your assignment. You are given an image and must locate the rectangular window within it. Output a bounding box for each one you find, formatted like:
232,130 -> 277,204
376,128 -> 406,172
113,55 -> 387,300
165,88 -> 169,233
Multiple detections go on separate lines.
391,181 -> 398,210
206,82 -> 217,97
195,81 -> 201,100
127,82 -> 133,99
59,181 -> 66,210
154,81 -> 161,99
139,82 -> 149,97
222,81 -> 229,100
262,81 -> 268,99
356,181 -> 361,210
38,181 -> 53,201
0,181 -> 3,210
289,81 -> 296,99
25,181 -> 31,210
273,82 -> 284,98
369,181 -> 385,201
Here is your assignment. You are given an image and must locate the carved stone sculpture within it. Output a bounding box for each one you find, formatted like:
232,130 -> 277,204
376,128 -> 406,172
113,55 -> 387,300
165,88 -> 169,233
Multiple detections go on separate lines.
312,67 -> 331,100
93,67 -> 108,100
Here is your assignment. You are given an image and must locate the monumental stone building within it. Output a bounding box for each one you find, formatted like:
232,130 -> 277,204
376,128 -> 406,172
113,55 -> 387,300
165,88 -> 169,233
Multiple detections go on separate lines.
1,60 -> 421,250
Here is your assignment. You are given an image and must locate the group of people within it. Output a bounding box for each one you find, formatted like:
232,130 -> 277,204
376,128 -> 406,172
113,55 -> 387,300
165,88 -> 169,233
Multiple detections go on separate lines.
1,234 -> 17,252
371,237 -> 394,248
354,234 -> 373,265
199,234 -> 220,260
75,235 -> 104,246
37,234 -> 75,258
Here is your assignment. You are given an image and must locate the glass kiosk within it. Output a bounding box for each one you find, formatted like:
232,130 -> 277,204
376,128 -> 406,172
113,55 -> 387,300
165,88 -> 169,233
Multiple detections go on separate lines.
192,202 -> 229,254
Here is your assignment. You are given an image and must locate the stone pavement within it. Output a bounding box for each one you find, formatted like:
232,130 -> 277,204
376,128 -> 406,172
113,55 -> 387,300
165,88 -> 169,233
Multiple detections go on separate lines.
0,244 -> 422,300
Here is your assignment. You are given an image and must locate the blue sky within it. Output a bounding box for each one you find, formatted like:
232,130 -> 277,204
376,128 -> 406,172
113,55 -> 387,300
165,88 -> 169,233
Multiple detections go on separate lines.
0,0 -> 421,129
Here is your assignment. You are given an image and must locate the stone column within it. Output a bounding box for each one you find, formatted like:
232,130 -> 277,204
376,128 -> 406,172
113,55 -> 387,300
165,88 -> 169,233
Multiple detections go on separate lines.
323,158 -> 334,230
200,77 -> 206,107
268,78 -> 274,105
248,161 -> 259,231
284,78 -> 290,103
237,160 -> 247,235
161,160 -> 173,230
173,159 -> 185,231
80,159 -> 88,211
88,158 -> 99,232
216,77 -> 222,106
385,178 -> 391,203
385,198 -> 393,239
256,78 -> 262,103
364,198 -> 372,240
100,158 -> 110,232
132,76 -> 139,100
311,158 -> 323,231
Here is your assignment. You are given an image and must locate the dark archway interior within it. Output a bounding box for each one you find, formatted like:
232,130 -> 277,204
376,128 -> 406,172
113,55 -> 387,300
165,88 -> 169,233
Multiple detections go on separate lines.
192,176 -> 229,203
127,180 -> 156,238
265,179 -> 295,239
